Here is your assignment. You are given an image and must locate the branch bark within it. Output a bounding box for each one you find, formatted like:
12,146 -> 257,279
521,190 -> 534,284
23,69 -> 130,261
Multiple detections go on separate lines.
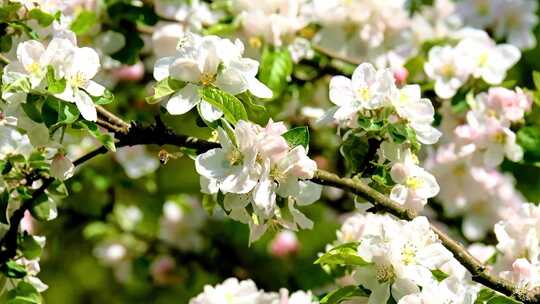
1,114 -> 536,303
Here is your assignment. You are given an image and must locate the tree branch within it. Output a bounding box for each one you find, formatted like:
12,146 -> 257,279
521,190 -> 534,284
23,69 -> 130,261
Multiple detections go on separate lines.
2,112 -> 535,302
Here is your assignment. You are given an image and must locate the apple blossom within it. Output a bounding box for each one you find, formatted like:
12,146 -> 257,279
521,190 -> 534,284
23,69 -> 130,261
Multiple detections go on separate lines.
153,33 -> 272,121
424,45 -> 470,99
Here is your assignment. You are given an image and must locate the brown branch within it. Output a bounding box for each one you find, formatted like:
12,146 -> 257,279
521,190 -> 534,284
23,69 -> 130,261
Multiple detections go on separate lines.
96,106 -> 131,131
1,111 -> 536,302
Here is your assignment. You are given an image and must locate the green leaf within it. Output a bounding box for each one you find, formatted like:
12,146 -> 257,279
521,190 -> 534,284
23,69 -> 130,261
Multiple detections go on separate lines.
533,71 -> 540,90
282,126 -> 309,149
107,2 -> 158,26
320,286 -> 370,304
431,269 -> 449,282
29,193 -> 56,221
19,234 -> 42,260
94,90 -> 114,105
6,281 -> 41,304
46,66 -> 66,94
259,47 -> 293,99
0,2 -> 22,22
0,191 -> 8,225
1,260 -> 27,278
340,134 -> 369,172
75,121 -> 116,151
199,86 -> 248,124
237,92 -> 269,125
146,77 -> 186,104
315,242 -> 368,267
486,296 -> 520,304
70,11 -> 97,35
21,99 -> 43,124
202,195 -> 216,215
28,9 -> 55,27
2,76 -> 31,94
203,20 -> 240,36
518,126 -> 540,157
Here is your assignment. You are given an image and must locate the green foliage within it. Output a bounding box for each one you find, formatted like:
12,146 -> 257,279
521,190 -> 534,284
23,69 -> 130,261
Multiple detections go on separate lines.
70,11 -> 97,35
28,9 -> 56,27
320,285 -> 370,304
75,120 -> 116,151
146,77 -> 186,104
282,126 -> 310,149
199,86 -> 248,124
431,269 -> 449,282
237,92 -> 270,125
259,47 -> 293,99
340,133 -> 370,172
19,234 -> 43,260
474,289 -> 521,304
6,281 -> 41,304
517,126 -> 540,161
30,193 -> 56,221
315,242 -> 368,267
1,260 -> 27,278
45,66 -> 66,94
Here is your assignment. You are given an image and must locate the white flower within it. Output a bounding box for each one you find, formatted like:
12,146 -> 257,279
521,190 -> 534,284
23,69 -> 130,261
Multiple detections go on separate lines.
424,45 -> 470,99
189,278 -> 264,304
0,126 -> 32,159
153,33 -> 272,121
492,0 -> 538,50
456,30 -> 520,85
159,198 -> 205,251
398,276 -> 479,304
393,85 -> 441,144
385,146 -> 439,212
51,38 -> 105,121
196,121 -> 260,194
354,216 -> 453,303
50,153 -> 75,181
328,63 -> 396,125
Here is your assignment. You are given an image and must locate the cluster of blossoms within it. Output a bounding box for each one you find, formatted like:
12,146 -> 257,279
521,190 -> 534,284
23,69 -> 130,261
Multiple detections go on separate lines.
3,31 -> 105,121
424,29 -> 521,99
195,120 -> 321,242
328,213 -> 479,303
486,203 -> 540,290
152,32 -> 272,121
326,62 -> 441,145
425,87 -> 532,240
189,277 -> 317,304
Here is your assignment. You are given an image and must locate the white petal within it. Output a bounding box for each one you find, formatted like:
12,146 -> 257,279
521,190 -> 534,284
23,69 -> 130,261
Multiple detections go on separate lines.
71,47 -> 100,80
368,282 -> 391,304
75,91 -> 97,121
248,78 -> 273,99
169,58 -> 202,83
329,76 -> 355,106
153,56 -> 174,81
294,181 -> 322,206
199,100 -> 223,122
165,83 -> 200,115
352,63 -> 376,89
252,170 -> 277,218
215,67 -> 248,95
195,148 -> 228,179
288,201 -> 313,230
83,80 -> 105,97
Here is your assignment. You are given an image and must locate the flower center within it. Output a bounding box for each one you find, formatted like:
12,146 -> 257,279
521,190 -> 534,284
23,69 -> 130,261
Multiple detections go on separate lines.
71,72 -> 87,88
440,63 -> 455,78
200,73 -> 216,86
478,52 -> 489,67
405,176 -> 423,190
249,37 -> 262,49
493,131 -> 506,144
226,149 -> 243,166
357,87 -> 371,101
375,264 -> 395,283
27,62 -> 41,75
402,246 -> 417,265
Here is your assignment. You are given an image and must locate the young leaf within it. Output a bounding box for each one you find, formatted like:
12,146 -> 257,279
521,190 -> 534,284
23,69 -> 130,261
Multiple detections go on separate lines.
320,286 -> 370,304
282,126 -> 310,149
75,121 -> 116,151
28,9 -> 55,26
146,77 -> 186,104
70,11 -> 97,35
6,281 -> 41,304
199,86 -> 248,124
315,242 -> 368,267
533,71 -> 540,90
46,66 -> 66,94
259,47 -> 293,99
19,234 -> 43,260
0,260 -> 27,278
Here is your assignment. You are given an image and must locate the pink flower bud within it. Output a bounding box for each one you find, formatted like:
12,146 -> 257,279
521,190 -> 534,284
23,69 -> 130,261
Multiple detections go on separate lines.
111,62 -> 145,82
20,210 -> 36,234
393,66 -> 409,85
269,231 -> 299,258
